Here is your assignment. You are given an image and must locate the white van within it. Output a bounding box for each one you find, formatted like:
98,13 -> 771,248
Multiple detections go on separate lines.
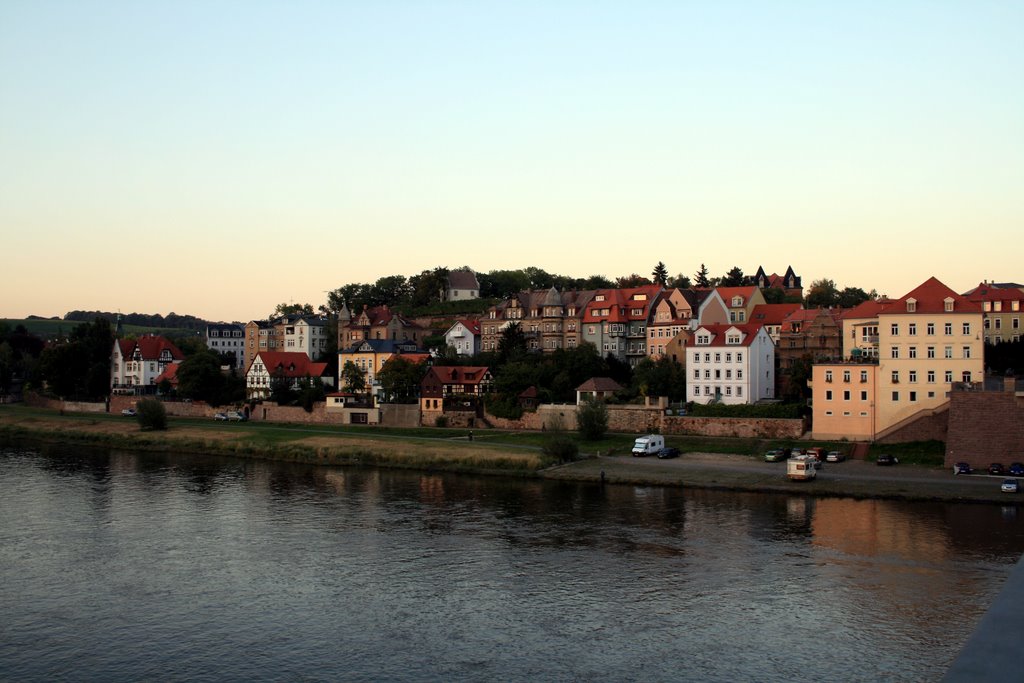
631,434 -> 665,457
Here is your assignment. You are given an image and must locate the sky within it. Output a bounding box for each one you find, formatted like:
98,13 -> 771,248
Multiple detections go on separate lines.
1,1 -> 1022,323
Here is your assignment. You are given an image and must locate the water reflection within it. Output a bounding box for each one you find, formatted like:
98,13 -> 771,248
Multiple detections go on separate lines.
2,440 -> 1023,683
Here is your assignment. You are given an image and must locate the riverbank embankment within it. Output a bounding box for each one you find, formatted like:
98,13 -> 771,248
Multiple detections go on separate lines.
0,405 -> 1016,504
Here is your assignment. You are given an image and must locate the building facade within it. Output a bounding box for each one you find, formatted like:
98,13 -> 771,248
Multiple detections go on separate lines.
686,323 -> 775,405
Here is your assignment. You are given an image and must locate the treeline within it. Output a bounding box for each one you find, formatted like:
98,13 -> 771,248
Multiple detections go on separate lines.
64,310 -> 210,331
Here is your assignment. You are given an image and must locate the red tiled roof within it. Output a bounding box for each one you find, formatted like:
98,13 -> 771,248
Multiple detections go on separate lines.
751,303 -> 802,326
457,319 -> 481,334
576,377 -> 623,392
153,363 -> 179,385
879,277 -> 982,315
714,286 -> 758,304
424,366 -> 491,385
132,335 -> 185,361
963,283 -> 1024,303
840,298 -> 893,320
116,339 -> 134,359
253,351 -> 327,378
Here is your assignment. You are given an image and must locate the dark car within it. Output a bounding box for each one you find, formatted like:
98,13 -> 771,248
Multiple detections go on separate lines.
1009,463 -> 1024,476
657,447 -> 680,460
988,463 -> 1005,476
876,454 -> 897,466
954,462 -> 972,475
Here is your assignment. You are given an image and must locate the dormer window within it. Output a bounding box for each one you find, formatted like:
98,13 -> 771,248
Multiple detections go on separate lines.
731,296 -> 744,307
906,298 -> 916,313
595,295 -> 605,302
632,294 -> 647,301
696,334 -> 710,345
727,334 -> 741,344
944,297 -> 954,312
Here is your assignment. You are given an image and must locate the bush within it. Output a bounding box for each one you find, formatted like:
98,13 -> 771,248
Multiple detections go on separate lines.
485,393 -> 524,420
542,434 -> 579,463
435,415 -> 449,428
576,398 -> 608,440
135,399 -> 167,430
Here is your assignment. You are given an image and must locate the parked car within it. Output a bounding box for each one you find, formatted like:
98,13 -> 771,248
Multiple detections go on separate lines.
953,462 -> 972,475
121,408 -> 136,417
876,454 -> 897,466
657,447 -> 680,460
1001,479 -> 1019,494
825,451 -> 845,463
764,449 -> 787,462
804,451 -> 823,469
214,412 -> 228,421
1009,463 -> 1024,476
226,411 -> 247,422
988,463 -> 1005,476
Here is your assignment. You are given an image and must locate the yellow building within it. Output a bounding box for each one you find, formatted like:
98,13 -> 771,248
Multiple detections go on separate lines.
810,363 -> 878,440
962,282 -> 1024,344
813,277 -> 983,440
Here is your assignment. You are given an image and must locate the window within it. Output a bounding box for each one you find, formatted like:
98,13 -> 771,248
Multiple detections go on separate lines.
704,370 -> 711,379
984,318 -> 991,330
725,353 -> 732,362
704,353 -> 711,362
962,371 -> 972,383
927,370 -> 935,383
726,369 -> 732,379
860,391 -> 868,400
927,346 -> 935,359
962,322 -> 971,335
944,346 -> 953,359
891,346 -> 899,359
825,411 -> 833,416
995,318 -> 1002,330
860,370 -> 868,383
909,346 -> 917,359
736,352 -> 743,362
714,370 -> 721,379
891,323 -> 899,336
945,370 -> 953,383
693,369 -> 699,379
927,322 -> 935,335
909,370 -> 917,383
843,371 -> 851,382
907,300 -> 917,313
714,353 -> 721,362
891,371 -> 899,383
892,391 -> 899,401
737,387 -> 743,397
693,387 -> 700,396
909,391 -> 917,402
825,371 -> 833,383
944,299 -> 954,312
962,346 -> 971,359
944,322 -> 952,335
725,386 -> 732,396
843,390 -> 850,400
737,369 -> 743,379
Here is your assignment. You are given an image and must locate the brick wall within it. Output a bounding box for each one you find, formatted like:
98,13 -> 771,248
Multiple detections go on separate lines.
876,408 -> 948,445
382,404 -> 420,428
662,415 -> 805,439
946,391 -> 1024,468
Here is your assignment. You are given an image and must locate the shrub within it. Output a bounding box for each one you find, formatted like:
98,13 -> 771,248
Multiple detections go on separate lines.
435,415 -> 449,428
576,399 -> 608,440
542,434 -> 579,463
136,399 -> 167,430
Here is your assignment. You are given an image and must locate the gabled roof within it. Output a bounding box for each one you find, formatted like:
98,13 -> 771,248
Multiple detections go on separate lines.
340,339 -> 422,354
582,285 -> 661,323
751,303 -> 802,326
840,298 -> 893,320
715,286 -> 758,305
423,366 -> 491,385
381,352 -> 431,368
576,377 -> 623,393
116,338 -> 134,359
132,335 -> 185,361
252,351 -> 328,378
153,363 -> 179,385
780,307 -> 842,333
447,269 -> 480,290
691,323 -> 767,348
446,318 -> 481,336
879,277 -> 981,315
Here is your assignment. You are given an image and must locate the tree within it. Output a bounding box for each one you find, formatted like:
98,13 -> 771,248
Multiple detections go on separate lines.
497,322 -> 528,363
176,350 -> 226,404
272,302 -> 315,319
377,356 -> 428,403
632,356 -> 687,401
651,262 -> 668,287
581,274 -> 614,289
668,274 -> 692,289
135,398 -> 167,430
721,266 -> 745,287
805,279 -> 840,308
370,275 -> 412,307
694,264 -> 710,288
408,267 -> 450,307
38,317 -> 113,399
615,274 -> 653,288
577,398 -> 609,440
340,360 -> 367,394
837,287 -> 872,308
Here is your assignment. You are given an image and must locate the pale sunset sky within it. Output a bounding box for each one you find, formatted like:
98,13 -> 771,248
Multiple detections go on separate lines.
1,1 -> 1021,323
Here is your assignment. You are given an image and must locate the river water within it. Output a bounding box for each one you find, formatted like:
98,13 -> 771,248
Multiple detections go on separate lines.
1,441 -> 1022,682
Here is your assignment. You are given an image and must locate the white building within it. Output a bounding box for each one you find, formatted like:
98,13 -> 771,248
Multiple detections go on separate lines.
205,323 -> 245,368
111,335 -> 185,395
686,323 -> 775,404
444,319 -> 481,356
282,317 -> 329,359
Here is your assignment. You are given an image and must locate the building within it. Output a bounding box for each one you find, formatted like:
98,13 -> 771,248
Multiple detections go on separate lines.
581,285 -> 662,365
809,362 -> 878,440
337,304 -> 427,349
646,288 -> 698,362
205,323 -> 245,368
444,319 -> 481,356
243,315 -> 330,374
812,277 -> 984,440
246,351 -> 331,399
419,366 -> 493,417
750,265 -> 803,300
962,282 -> 1024,344
481,288 -> 596,354
338,339 -> 423,397
444,269 -> 481,301
686,323 -> 775,404
575,377 -> 623,404
111,335 -> 185,395
776,307 -> 843,397
697,286 -> 766,326
750,303 -> 803,344
839,298 -> 893,360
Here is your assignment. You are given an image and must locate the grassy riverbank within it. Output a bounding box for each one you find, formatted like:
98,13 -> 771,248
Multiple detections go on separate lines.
0,405 -> 1012,504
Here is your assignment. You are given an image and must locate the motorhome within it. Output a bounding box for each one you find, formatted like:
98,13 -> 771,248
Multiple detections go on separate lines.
631,435 -> 665,457
787,457 -> 817,481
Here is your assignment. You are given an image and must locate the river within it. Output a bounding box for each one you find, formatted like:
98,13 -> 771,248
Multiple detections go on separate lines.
1,441 -> 1022,682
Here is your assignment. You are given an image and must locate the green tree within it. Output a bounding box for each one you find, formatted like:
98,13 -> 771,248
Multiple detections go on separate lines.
694,264 -> 710,288
633,356 -> 686,401
377,356 -> 428,403
577,398 -> 609,440
340,360 -> 367,394
651,262 -> 669,287
668,274 -> 692,289
272,302 -> 315,319
497,322 -> 528,363
615,274 -> 653,288
805,278 -> 840,308
176,350 -> 226,404
721,266 -> 745,287
408,267 -> 450,307
38,317 -> 113,399
581,274 -> 614,289
837,287 -> 872,308
135,398 -> 167,430
370,275 -> 412,306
